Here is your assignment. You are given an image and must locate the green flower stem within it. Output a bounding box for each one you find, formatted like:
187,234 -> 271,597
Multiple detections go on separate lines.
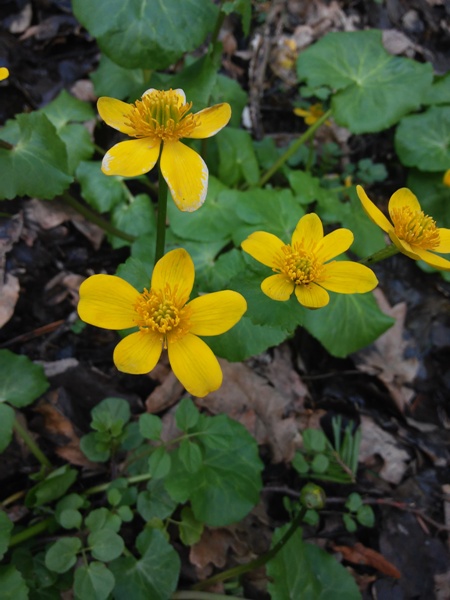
155,166 -> 168,265
211,0 -> 227,47
9,517 -> 54,548
62,192 -> 136,243
84,473 -> 152,496
13,418 -> 52,470
192,505 -> 307,591
173,592 -> 246,600
359,244 -> 400,265
258,109 -> 332,187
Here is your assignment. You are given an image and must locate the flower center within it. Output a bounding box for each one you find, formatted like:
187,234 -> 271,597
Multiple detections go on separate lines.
275,244 -> 324,285
134,284 -> 191,347
126,89 -> 198,141
391,206 -> 440,250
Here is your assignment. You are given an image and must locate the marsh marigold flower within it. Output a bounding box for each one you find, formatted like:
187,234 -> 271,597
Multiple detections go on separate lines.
357,185 -> 450,270
78,249 -> 246,397
443,169 -> 450,187
293,103 -> 329,126
97,88 -> 231,212
241,213 -> 378,309
0,67 -> 9,81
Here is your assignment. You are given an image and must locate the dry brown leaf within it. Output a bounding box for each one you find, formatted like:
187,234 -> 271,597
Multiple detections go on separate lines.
359,415 -> 410,485
197,358 -> 306,462
0,273 -> 20,327
190,527 -> 251,579
333,542 -> 401,578
354,288 -> 419,412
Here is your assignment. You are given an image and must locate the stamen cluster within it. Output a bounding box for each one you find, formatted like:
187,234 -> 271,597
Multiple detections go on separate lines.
126,90 -> 198,141
277,244 -> 323,285
391,206 -> 440,250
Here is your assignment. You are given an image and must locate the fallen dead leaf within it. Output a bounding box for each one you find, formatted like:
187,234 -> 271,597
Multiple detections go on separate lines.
197,357 -> 306,463
0,273 -> 20,327
359,415 -> 410,485
354,288 -> 420,413
333,542 -> 401,578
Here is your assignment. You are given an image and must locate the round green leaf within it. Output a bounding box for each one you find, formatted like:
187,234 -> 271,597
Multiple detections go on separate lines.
0,404 -> 16,454
0,350 -> 49,408
72,0 -> 218,69
0,112 -> 73,200
109,530 -> 180,600
74,562 -> 115,600
395,106 -> 450,171
138,414 -> 162,441
0,565 -> 28,600
59,509 -> 83,530
267,525 -> 361,599
85,508 -> 121,533
175,398 -> 200,431
148,447 -> 172,480
311,454 -> 329,474
88,529 -> 124,562
178,506 -> 203,546
137,480 -> 177,522
77,161 -> 128,213
45,537 -> 82,573
356,505 -> 375,528
297,30 -> 433,133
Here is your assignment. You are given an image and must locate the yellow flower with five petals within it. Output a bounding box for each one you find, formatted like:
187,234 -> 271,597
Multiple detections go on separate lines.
0,67 -> 9,81
241,213 -> 378,309
293,103 -> 330,126
98,88 -> 231,212
78,249 -> 246,397
357,185 -> 450,270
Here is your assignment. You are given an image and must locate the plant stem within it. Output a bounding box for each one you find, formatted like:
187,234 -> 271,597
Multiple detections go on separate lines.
173,592 -> 246,600
258,109 -> 332,187
9,517 -> 54,548
84,473 -> 152,496
62,192 -> 136,243
154,166 -> 168,265
359,244 -> 399,265
192,506 -> 307,591
13,418 -> 52,470
210,0 -> 226,47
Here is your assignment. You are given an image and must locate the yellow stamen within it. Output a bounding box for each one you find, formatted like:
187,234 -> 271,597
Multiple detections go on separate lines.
125,89 -> 198,141
391,206 -> 440,249
275,244 -> 324,285
134,285 -> 191,347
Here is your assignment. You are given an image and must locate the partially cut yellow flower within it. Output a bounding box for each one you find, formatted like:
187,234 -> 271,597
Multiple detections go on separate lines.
241,214 -> 378,309
443,169 -> 450,187
293,103 -> 329,126
78,249 -> 246,397
0,67 -> 9,81
98,89 -> 231,212
357,185 -> 450,270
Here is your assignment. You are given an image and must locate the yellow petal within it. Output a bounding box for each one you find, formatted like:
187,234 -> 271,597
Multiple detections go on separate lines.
292,213 -> 323,248
387,231 -> 421,260
188,291 -> 247,336
435,227 -> 450,253
443,169 -> 450,187
151,248 -> 194,302
168,333 -> 222,397
317,228 -> 354,263
160,141 -> 208,211
294,283 -> 329,308
102,138 -> 161,177
388,187 -> 421,219
97,97 -> 136,135
187,104 -> 232,139
356,185 -> 393,233
78,274 -> 138,329
113,331 -> 162,374
413,248 -> 450,270
320,261 -> 378,293
293,108 -> 309,117
0,67 -> 9,81
241,231 -> 284,268
261,274 -> 294,301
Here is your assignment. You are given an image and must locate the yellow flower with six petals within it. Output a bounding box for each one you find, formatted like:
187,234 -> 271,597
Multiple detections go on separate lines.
241,213 -> 378,309
78,249 -> 246,397
357,185 -> 450,270
0,67 -> 9,81
98,88 -> 231,212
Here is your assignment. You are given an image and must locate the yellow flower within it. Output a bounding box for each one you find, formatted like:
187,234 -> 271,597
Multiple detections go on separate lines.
0,67 -> 9,81
293,103 -> 329,126
78,248 -> 246,397
443,169 -> 450,187
357,185 -> 450,270
241,213 -> 378,309
97,89 -> 231,212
